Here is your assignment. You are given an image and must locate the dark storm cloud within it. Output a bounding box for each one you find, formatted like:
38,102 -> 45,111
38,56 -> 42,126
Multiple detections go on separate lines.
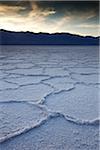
0,1 -> 99,15
0,1 -> 99,20
0,1 -> 30,7
0,1 -> 32,15
37,1 -> 99,20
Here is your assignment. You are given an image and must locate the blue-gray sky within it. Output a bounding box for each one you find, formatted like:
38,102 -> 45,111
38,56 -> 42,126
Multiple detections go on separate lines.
0,1 -> 99,36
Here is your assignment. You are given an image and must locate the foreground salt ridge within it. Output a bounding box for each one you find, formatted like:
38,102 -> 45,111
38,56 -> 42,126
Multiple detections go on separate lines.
0,101 -> 99,143
1,115 -> 99,150
0,102 -> 49,143
0,46 -> 99,149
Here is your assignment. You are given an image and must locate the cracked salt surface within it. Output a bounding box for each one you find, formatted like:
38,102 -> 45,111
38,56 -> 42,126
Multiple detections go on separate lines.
44,67 -> 69,76
0,116 -> 99,150
69,67 -> 99,75
6,67 -> 43,76
5,75 -> 50,86
0,80 -> 18,91
45,84 -> 99,121
0,71 -> 7,79
42,76 -> 75,92
0,46 -> 99,150
71,73 -> 99,85
0,83 -> 53,102
0,102 -> 48,143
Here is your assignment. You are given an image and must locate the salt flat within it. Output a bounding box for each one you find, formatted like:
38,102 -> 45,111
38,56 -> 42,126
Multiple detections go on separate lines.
0,46 -> 99,150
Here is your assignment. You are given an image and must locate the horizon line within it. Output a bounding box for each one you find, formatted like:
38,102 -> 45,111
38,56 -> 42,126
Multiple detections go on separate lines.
0,29 -> 99,38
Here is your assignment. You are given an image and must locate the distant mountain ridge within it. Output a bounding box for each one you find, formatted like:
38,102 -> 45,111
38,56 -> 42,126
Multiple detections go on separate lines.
0,29 -> 99,45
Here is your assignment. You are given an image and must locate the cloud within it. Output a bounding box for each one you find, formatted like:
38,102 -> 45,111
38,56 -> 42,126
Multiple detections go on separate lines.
0,1 -> 56,33
76,24 -> 100,29
28,2 -> 56,18
0,4 -> 25,16
0,1 -> 99,36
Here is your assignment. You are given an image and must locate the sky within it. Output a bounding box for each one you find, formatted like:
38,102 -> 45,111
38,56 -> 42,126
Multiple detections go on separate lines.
0,1 -> 99,36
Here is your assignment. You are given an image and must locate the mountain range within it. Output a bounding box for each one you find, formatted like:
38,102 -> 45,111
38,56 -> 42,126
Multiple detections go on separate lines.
0,29 -> 99,45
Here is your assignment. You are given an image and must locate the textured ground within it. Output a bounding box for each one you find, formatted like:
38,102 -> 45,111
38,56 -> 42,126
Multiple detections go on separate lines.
0,46 -> 99,150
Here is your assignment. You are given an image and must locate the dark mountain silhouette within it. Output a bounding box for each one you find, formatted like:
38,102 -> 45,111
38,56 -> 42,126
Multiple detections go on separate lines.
0,29 -> 99,45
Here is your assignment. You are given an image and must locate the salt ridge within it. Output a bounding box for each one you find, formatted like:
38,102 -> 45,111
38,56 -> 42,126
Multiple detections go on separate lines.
0,102 -> 99,144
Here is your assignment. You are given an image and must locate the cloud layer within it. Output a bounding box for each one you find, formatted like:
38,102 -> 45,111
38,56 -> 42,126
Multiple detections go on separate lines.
0,1 -> 99,36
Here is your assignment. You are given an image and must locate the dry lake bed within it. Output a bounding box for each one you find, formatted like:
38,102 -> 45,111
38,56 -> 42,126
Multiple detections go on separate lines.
0,46 -> 99,150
